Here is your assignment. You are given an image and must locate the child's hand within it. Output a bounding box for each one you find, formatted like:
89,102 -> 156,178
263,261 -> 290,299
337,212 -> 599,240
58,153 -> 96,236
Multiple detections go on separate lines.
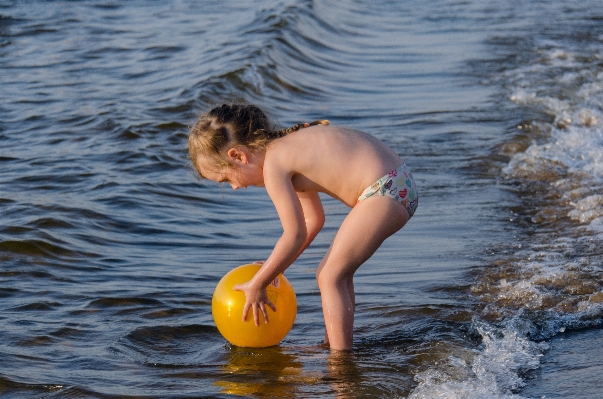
232,281 -> 276,326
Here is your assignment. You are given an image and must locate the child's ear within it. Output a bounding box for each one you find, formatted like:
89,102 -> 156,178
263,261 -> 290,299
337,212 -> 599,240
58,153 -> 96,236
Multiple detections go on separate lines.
227,147 -> 248,163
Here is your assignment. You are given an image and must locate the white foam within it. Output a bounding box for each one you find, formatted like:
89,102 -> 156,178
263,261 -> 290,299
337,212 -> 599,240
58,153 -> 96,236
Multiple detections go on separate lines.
589,217 -> 603,235
410,302 -> 603,398
503,116 -> 603,178
408,321 -> 545,399
568,194 -> 603,223
437,37 -> 603,399
503,39 -> 603,199
503,101 -> 603,232
408,40 -> 603,399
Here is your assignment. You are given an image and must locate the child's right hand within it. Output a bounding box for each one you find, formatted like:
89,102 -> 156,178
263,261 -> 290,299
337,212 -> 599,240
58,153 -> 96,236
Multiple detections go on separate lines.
232,280 -> 276,326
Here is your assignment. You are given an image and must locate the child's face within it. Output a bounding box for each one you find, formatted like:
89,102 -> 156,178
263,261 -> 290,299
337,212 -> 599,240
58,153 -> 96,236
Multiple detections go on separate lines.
197,154 -> 264,190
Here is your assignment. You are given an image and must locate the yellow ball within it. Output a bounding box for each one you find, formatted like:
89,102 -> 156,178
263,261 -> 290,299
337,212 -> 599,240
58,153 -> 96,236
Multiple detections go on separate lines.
212,264 -> 297,348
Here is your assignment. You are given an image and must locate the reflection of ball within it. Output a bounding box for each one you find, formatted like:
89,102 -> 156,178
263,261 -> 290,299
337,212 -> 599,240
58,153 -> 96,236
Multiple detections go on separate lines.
212,264 -> 297,348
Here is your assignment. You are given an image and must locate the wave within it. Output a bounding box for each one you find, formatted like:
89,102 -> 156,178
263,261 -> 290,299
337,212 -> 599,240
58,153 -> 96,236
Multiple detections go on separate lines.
190,0 -> 435,124
496,37 -> 603,229
407,12 -> 603,399
190,0 -> 341,107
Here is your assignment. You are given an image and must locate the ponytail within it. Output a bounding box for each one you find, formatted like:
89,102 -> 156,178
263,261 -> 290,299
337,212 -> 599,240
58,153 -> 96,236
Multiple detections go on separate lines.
269,119 -> 330,138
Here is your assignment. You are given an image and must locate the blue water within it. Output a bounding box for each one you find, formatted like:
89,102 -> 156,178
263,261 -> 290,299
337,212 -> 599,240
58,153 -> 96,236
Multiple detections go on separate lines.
1,1 -> 602,397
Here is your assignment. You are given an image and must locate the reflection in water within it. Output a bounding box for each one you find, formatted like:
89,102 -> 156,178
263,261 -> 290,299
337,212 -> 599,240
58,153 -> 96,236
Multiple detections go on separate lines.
216,345 -> 318,398
215,346 -> 381,398
325,351 -> 362,399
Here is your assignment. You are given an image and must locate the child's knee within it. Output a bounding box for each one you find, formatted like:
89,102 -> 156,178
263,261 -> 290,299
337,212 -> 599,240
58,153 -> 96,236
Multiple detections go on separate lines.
316,268 -> 351,290
315,269 -> 328,288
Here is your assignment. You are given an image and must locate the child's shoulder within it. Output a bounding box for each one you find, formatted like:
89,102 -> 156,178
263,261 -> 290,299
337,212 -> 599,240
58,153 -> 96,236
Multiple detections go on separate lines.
287,124 -> 363,138
269,125 -> 373,158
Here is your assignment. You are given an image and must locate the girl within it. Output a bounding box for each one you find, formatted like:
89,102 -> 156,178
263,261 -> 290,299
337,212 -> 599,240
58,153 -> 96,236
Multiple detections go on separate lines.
189,104 -> 418,351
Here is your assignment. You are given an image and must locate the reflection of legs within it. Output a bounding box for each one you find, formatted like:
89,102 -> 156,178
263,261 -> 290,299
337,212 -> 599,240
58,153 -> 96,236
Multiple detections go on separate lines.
326,350 -> 360,398
316,197 -> 408,350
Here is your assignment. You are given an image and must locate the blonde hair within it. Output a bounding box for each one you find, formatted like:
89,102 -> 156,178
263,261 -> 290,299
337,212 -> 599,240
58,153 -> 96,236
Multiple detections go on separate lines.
189,104 -> 329,177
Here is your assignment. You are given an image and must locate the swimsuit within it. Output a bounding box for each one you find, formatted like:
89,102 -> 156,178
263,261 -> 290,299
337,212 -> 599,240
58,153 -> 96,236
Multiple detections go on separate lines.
357,163 -> 418,218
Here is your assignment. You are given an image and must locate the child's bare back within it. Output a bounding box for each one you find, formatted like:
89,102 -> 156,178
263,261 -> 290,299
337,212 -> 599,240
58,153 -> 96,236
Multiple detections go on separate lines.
265,125 -> 404,207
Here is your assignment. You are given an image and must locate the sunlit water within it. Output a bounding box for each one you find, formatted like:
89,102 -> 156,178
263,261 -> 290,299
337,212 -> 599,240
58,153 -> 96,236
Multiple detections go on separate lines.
1,1 -> 602,398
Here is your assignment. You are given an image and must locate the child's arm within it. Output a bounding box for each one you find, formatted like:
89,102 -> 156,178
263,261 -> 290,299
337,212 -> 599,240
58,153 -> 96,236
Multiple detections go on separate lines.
251,192 -> 324,265
296,191 -> 325,254
233,163 -> 317,326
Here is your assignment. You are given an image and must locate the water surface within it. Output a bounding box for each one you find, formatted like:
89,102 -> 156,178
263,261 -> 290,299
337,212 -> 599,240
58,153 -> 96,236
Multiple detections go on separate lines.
1,1 -> 602,398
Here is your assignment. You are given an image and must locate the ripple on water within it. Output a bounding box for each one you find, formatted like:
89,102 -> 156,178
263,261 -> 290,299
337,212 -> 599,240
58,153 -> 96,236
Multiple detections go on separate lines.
0,374 -> 63,397
115,324 -> 226,366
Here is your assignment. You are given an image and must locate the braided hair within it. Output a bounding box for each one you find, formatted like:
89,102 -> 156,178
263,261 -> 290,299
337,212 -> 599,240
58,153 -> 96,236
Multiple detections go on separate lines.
189,104 -> 329,177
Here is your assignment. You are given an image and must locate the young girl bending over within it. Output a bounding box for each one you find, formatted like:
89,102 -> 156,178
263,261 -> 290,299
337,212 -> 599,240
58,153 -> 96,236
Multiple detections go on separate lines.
189,104 -> 418,351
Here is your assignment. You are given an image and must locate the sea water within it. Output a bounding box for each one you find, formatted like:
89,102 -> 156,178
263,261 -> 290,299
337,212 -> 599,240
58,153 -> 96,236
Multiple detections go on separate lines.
1,0 -> 602,397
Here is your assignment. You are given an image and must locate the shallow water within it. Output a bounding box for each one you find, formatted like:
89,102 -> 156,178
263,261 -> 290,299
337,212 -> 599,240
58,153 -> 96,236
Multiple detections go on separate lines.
522,328 -> 603,399
1,0 -> 602,398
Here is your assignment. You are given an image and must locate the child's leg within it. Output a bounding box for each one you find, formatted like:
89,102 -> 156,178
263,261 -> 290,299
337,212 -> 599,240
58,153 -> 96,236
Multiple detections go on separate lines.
321,249 -> 356,347
323,277 -> 356,346
316,196 -> 408,350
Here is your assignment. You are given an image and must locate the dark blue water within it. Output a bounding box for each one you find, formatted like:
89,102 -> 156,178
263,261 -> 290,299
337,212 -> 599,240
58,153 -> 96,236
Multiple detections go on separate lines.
1,1 -> 602,397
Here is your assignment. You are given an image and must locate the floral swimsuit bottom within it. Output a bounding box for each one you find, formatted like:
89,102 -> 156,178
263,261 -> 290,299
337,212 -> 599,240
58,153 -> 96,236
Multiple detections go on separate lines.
357,162 -> 418,218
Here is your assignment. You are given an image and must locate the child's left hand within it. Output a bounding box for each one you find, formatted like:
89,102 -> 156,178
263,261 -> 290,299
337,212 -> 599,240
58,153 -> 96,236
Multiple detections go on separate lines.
232,281 -> 276,326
